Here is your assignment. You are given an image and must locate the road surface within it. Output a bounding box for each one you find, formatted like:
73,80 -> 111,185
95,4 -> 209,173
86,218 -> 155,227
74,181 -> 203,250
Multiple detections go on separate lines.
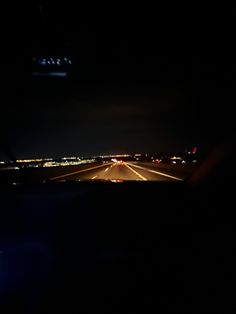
50,161 -> 188,182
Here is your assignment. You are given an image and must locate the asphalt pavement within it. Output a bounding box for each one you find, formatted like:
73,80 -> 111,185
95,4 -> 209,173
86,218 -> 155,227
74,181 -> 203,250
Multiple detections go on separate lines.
50,161 -> 188,182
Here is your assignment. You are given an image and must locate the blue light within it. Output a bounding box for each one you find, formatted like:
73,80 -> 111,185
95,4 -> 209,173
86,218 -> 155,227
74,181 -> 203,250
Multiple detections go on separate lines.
39,59 -> 46,65
32,72 -> 67,77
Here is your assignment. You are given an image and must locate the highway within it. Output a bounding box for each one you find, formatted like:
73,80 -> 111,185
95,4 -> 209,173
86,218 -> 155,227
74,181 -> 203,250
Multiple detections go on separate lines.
50,161 -> 188,182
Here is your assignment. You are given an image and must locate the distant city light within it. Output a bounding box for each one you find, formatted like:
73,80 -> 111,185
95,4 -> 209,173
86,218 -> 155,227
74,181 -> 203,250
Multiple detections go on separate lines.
43,159 -> 95,167
62,157 -> 78,160
16,158 -> 43,162
98,154 -> 131,158
1,151 -> 200,173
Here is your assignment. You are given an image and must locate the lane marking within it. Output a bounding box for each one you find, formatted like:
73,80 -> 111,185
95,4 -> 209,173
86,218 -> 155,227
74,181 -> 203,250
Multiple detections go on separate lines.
124,163 -> 147,181
92,176 -> 97,179
127,163 -> 183,181
105,167 -> 109,172
50,163 -> 112,181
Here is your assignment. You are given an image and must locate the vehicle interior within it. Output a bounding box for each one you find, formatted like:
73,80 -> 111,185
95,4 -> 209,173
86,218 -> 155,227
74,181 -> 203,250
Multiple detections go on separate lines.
0,4 -> 235,313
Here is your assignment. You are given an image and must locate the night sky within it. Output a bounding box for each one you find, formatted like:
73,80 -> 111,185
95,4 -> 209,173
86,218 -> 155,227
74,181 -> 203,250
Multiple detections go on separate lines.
1,5 -> 235,160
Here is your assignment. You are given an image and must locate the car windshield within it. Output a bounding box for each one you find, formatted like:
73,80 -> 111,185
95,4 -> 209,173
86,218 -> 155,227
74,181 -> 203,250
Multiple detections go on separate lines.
0,4 -> 234,184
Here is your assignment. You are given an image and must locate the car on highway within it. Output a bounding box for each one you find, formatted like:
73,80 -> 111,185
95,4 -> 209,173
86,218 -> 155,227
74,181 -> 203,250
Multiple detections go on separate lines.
152,158 -> 162,164
117,160 -> 124,164
0,138 -> 235,314
0,3 -> 235,314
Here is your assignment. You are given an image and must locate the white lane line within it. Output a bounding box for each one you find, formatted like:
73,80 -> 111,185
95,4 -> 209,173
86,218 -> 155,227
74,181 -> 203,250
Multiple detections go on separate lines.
50,163 -> 112,180
92,176 -> 97,179
124,163 -> 147,181
105,167 -> 109,172
148,169 -> 183,181
127,163 -> 183,181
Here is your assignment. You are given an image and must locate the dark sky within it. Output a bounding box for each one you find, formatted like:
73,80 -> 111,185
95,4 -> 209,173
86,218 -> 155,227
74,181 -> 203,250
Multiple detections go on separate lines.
1,4 -> 235,159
